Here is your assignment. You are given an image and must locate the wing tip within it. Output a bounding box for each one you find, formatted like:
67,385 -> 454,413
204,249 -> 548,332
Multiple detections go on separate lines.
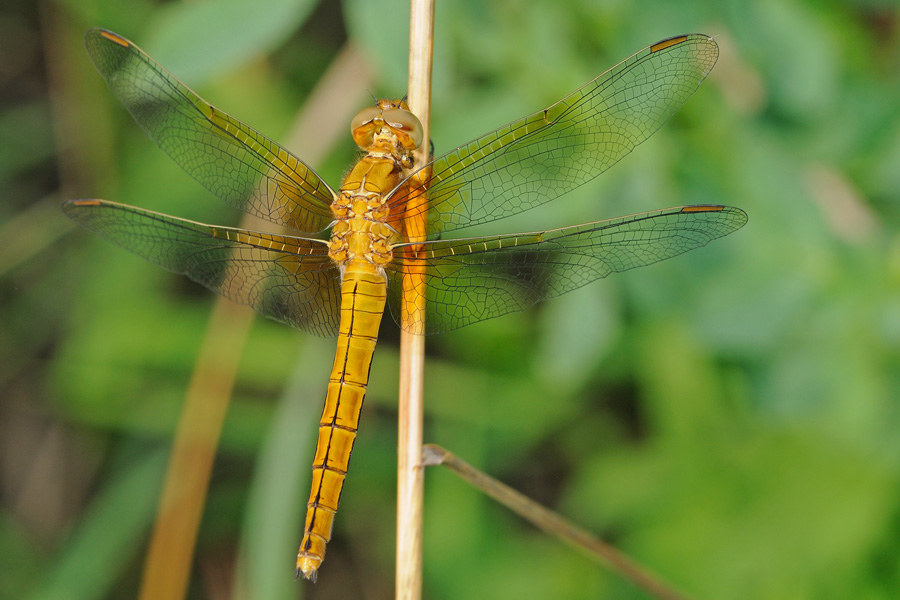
100,30 -> 130,47
650,33 -> 718,53
85,28 -> 130,47
651,35 -> 690,53
62,199 -> 104,218
680,204 -> 749,229
66,199 -> 103,207
680,204 -> 724,213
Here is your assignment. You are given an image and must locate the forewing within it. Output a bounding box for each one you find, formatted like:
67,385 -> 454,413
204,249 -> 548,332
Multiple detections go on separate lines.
387,35 -> 718,237
64,199 -> 341,337
85,29 -> 335,234
385,205 -> 746,335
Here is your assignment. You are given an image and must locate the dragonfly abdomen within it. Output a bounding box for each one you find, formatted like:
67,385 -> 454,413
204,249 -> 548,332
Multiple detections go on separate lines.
296,261 -> 388,580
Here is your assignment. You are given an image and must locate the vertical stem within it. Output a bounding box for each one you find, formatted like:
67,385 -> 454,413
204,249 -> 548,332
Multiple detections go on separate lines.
139,301 -> 253,600
397,1 -> 433,599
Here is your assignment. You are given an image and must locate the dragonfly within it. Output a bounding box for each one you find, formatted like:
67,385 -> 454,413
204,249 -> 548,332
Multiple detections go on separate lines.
64,29 -> 746,581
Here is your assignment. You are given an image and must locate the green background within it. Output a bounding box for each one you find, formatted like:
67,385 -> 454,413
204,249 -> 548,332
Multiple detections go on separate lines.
3,0 -> 899,598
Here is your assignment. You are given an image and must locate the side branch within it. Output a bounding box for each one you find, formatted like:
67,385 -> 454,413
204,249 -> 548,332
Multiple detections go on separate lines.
422,444 -> 694,600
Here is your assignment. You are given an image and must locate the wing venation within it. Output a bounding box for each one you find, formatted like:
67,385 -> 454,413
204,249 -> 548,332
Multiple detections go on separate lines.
64,199 -> 341,337
387,34 -> 718,237
85,28 -> 335,234
385,205 -> 746,334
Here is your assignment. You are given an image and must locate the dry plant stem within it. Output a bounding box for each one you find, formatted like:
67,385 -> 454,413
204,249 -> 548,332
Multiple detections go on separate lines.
138,44 -> 373,599
397,1 -> 434,599
139,301 -> 254,600
422,445 -> 695,600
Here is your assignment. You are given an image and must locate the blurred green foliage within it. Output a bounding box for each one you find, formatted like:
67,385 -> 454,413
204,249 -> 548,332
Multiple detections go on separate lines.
2,0 -> 899,599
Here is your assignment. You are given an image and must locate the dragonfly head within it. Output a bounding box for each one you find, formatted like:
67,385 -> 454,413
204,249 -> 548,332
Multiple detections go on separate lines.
351,99 -> 423,152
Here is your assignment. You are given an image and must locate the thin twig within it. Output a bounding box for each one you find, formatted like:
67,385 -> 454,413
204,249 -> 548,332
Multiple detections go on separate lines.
396,1 -> 434,599
422,444 -> 696,600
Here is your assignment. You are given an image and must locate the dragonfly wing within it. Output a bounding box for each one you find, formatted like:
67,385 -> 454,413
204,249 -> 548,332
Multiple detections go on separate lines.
387,35 -> 718,236
385,205 -> 746,335
85,29 -> 335,234
64,199 -> 341,337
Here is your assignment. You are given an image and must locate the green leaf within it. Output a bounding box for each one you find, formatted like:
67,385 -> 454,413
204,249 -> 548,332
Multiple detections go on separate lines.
26,451 -> 168,600
144,0 -> 318,84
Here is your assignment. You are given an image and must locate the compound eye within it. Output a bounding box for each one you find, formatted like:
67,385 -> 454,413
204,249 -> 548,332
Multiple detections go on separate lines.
382,108 -> 424,149
350,106 -> 383,131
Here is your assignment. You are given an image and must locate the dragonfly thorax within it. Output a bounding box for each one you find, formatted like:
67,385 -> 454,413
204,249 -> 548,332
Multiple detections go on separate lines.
330,133 -> 410,269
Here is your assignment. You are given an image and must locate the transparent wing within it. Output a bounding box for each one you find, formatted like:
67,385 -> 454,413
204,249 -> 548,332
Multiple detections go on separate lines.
386,35 -> 718,237
385,205 -> 747,335
63,199 -> 341,337
85,29 -> 335,234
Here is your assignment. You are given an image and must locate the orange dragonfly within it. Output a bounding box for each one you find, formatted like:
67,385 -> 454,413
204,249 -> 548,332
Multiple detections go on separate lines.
64,29 -> 746,581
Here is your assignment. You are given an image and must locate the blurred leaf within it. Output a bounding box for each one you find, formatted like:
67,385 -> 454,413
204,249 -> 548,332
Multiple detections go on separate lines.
535,286 -> 622,394
342,0 -> 410,95
25,450 -> 168,600
0,514 -> 41,599
746,0 -> 840,122
235,339 -> 329,599
0,102 -> 55,186
143,0 -> 318,84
